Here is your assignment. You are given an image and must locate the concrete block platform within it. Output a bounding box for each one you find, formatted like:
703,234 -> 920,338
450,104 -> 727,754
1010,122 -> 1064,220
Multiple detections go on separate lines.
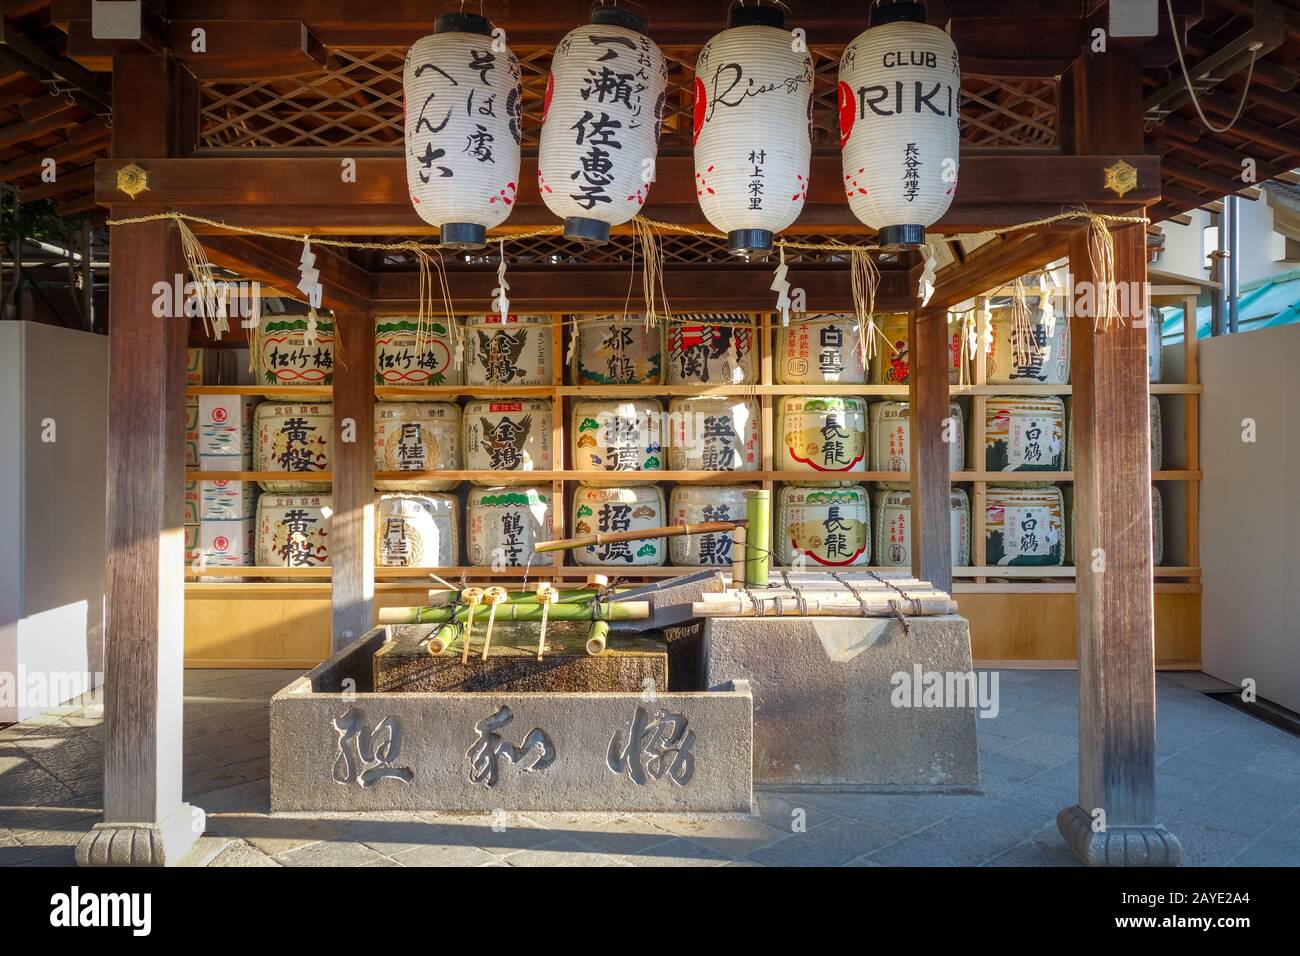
704,615 -> 981,789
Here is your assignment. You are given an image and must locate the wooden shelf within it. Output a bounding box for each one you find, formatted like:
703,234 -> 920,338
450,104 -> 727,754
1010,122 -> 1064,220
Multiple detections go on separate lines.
186,471 -> 333,482
361,382 -> 1205,398
186,385 -> 333,398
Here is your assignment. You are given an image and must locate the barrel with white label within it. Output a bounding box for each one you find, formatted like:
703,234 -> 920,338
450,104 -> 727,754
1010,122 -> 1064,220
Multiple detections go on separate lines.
869,400 -> 964,489
464,314 -> 551,386
777,396 -> 867,474
254,316 -> 335,386
984,307 -> 1070,384
374,492 -> 458,568
375,316 -> 461,387
985,395 -> 1066,477
776,483 -> 871,567
775,313 -> 867,385
255,492 -> 332,568
466,486 -> 553,569
873,487 -> 971,568
572,315 -> 662,385
373,401 -> 461,491
985,485 -> 1064,566
668,485 -> 755,567
667,397 -> 760,472
571,399 -> 665,486
463,398 -> 553,482
665,315 -> 756,385
254,401 -> 332,492
572,484 -> 666,567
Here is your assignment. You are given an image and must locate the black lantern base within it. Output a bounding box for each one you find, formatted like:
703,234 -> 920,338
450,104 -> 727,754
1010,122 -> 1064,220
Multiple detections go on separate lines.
439,222 -> 487,251
591,7 -> 647,33
729,5 -> 784,28
870,0 -> 928,26
563,216 -> 611,245
435,11 -> 492,35
877,224 -> 926,251
728,229 -> 774,259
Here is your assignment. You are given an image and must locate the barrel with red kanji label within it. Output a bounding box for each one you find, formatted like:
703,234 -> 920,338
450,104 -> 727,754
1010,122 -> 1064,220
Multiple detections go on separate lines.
774,313 -> 867,385
253,401 -> 332,492
665,315 -> 756,384
464,314 -> 551,386
777,396 -> 868,474
256,492 -> 332,568
776,482 -> 871,567
374,316 -> 461,387
463,398 -> 553,483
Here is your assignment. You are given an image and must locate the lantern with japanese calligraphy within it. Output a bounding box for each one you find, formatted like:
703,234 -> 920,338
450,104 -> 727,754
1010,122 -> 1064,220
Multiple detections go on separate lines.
404,12 -> 523,250
537,8 -> 667,244
691,5 -> 814,257
838,0 -> 960,250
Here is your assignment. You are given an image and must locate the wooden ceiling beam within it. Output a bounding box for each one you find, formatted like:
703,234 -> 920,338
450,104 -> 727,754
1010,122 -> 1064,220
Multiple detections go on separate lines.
0,18 -> 110,111
928,229 -> 1070,311
202,234 -> 371,312
95,153 -> 1162,234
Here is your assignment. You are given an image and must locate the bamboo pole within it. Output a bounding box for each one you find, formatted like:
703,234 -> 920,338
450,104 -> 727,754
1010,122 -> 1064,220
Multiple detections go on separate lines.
480,587 -> 508,661
425,586 -> 605,607
378,600 -> 650,625
460,587 -> 483,664
745,489 -> 770,586
533,520 -> 744,554
692,595 -> 958,617
585,620 -> 610,656
731,524 -> 746,587
535,584 -> 557,662
427,621 -> 460,655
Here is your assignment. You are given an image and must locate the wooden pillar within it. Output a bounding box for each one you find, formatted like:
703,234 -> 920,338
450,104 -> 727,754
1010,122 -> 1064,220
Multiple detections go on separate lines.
1056,48 -> 1180,866
331,311 -> 375,651
908,306 -> 952,593
76,53 -> 201,867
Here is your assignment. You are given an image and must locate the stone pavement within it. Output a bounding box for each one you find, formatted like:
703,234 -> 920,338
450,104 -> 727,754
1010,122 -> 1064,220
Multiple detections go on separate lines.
2,668 -> 1299,867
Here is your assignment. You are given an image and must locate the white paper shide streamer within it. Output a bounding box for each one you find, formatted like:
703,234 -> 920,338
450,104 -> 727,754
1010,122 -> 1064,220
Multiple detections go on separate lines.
838,0 -> 961,250
537,8 -> 667,244
692,5 -> 813,258
404,12 -> 524,250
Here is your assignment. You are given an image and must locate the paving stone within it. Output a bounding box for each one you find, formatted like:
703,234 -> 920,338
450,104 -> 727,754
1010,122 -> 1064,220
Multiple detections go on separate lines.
389,842 -> 501,867
648,813 -> 785,856
208,839 -> 281,867
277,839 -> 386,867
746,817 -> 898,867
502,835 -> 619,867
553,815 -> 677,855
211,814 -> 346,857
420,813 -> 563,856
785,791 -> 962,837
622,837 -> 730,866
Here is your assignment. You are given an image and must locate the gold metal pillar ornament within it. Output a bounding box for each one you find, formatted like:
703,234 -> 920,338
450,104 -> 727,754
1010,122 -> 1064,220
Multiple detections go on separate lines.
116,163 -> 150,199
1103,159 -> 1138,198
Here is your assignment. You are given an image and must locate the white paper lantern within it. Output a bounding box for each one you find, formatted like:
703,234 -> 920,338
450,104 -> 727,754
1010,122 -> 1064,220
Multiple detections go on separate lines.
692,6 -> 813,258
404,12 -> 523,250
537,8 -> 667,244
838,0 -> 960,250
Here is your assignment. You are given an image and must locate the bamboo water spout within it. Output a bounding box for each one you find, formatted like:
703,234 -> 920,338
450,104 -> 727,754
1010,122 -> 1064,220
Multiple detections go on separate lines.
459,587 -> 484,664
480,586 -> 508,661
535,583 -> 558,662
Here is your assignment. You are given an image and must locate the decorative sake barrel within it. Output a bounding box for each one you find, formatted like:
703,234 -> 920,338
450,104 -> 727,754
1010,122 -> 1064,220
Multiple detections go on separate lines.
254,316 -> 335,386
1066,484 -> 1163,567
668,485 -> 756,567
777,396 -> 867,474
571,399 -> 665,486
1066,395 -> 1162,472
466,486 -> 553,569
985,485 -> 1064,566
666,397 -> 760,472
869,314 -> 912,385
774,313 -> 867,385
254,401 -> 332,492
373,401 -> 461,491
255,492 -> 332,568
873,487 -> 971,568
462,398 -> 553,482
374,316 -> 461,387
776,483 -> 871,567
374,493 -> 458,568
572,315 -> 662,385
571,485 -> 666,567
984,307 -> 1070,384
464,314 -> 551,386
985,395 -> 1066,477
665,315 -> 756,385
869,400 -> 964,489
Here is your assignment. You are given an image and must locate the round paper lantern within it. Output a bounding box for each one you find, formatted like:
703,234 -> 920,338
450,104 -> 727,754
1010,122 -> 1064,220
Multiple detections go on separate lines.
537,8 -> 667,244
404,12 -> 523,250
693,6 -> 814,258
838,0 -> 960,250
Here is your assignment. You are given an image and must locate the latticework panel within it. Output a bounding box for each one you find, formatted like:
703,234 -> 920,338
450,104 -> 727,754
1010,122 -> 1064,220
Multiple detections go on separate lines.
200,46 -> 1057,152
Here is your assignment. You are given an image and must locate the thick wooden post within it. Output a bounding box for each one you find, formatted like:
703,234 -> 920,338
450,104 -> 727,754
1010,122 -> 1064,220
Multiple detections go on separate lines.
76,54 -> 201,867
1056,48 -> 1180,866
331,311 -> 375,651
908,306 -> 953,593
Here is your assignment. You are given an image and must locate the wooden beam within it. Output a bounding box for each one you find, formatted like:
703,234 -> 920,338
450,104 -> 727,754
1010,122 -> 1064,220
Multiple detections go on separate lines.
1055,48 -> 1180,867
372,266 -> 917,314
0,18 -> 111,112
908,306 -> 953,594
74,51 -> 199,868
331,311 -> 375,653
0,124 -> 110,182
17,163 -> 94,202
202,234 -> 370,312
94,154 -> 1163,234
930,231 -> 1070,311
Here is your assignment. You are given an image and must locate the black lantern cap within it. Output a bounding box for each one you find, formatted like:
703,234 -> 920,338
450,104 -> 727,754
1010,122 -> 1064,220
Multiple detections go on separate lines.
877,224 -> 926,251
728,228 -> 774,259
564,216 -> 612,245
729,5 -> 785,29
591,7 -> 648,34
870,0 -> 927,26
439,222 -> 488,251
435,11 -> 493,35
